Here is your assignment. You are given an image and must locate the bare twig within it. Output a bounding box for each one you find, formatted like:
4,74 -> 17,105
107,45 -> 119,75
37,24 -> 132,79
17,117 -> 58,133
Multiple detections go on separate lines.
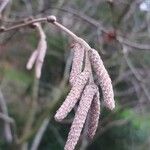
122,45 -> 150,102
18,77 -> 39,145
0,89 -> 13,142
49,124 -> 65,147
0,0 -> 9,14
30,118 -> 49,150
1,13 -> 150,51
0,112 -> 14,123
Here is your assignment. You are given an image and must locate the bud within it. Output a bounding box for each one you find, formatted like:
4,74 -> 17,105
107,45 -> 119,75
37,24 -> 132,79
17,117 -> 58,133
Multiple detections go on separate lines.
47,15 -> 57,23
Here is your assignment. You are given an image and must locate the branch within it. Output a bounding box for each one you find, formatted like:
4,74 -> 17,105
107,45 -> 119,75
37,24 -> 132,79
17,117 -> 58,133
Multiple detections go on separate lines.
0,89 -> 13,142
1,13 -> 150,51
122,45 -> 150,102
30,118 -> 49,150
0,0 -> 9,14
0,112 -> 14,123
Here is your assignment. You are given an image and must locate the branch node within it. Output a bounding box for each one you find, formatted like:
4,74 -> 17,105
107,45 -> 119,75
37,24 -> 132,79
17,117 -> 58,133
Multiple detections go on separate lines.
0,26 -> 6,32
47,15 -> 57,23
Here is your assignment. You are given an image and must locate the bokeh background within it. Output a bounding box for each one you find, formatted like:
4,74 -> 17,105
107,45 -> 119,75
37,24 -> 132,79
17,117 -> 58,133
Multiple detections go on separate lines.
0,0 -> 150,150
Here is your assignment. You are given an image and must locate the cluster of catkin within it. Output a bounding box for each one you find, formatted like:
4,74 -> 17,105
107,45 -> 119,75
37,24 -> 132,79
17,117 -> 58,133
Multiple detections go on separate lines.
55,42 -> 115,150
26,23 -> 47,79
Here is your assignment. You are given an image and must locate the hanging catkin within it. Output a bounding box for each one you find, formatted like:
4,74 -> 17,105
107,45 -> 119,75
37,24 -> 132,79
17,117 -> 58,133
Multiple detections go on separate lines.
54,70 -> 90,121
64,84 -> 97,150
26,23 -> 47,78
69,43 -> 85,86
88,48 -> 115,110
87,90 -> 100,139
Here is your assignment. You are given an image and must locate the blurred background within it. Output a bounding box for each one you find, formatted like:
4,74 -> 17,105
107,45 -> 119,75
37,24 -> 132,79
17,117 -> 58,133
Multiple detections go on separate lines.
0,0 -> 150,150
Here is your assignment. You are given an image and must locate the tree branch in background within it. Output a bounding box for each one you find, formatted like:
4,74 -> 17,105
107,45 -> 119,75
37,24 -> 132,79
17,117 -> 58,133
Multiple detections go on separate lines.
0,0 -> 9,14
0,89 -> 13,143
30,118 -> 49,150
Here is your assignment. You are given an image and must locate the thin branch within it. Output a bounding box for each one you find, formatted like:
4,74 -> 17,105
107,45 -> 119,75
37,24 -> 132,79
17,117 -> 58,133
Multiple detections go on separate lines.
18,77 -> 39,145
1,13 -> 150,50
30,118 -> 49,150
0,17 -> 47,33
0,112 -> 14,123
122,45 -> 150,102
0,89 -> 13,142
45,7 -> 150,50
0,0 -> 9,14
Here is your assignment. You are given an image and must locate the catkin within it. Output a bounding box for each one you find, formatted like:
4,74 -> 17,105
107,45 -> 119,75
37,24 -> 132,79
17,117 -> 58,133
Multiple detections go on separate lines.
54,70 -> 90,122
88,48 -> 115,110
35,23 -> 47,78
26,50 -> 38,70
26,23 -> 47,78
69,43 -> 85,85
64,84 -> 97,150
87,90 -> 100,139
35,38 -> 47,78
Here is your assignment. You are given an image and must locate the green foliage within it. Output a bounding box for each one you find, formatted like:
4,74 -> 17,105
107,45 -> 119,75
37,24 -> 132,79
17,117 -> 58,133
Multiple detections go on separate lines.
87,108 -> 150,150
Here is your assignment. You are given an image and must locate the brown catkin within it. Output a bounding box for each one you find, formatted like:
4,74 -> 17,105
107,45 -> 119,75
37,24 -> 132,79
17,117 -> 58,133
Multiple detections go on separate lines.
87,89 -> 100,139
54,70 -> 90,122
88,48 -> 115,110
69,43 -> 85,86
64,84 -> 97,150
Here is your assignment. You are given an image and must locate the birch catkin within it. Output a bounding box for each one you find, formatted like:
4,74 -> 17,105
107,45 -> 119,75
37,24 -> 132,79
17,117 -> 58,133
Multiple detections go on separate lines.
69,43 -> 85,85
88,48 -> 115,110
87,90 -> 100,139
54,70 -> 90,121
64,84 -> 97,150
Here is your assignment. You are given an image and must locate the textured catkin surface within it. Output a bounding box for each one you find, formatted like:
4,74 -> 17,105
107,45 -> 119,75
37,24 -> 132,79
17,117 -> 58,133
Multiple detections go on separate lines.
88,49 -> 115,110
54,70 -> 90,121
87,90 -> 100,139
64,84 -> 98,150
69,43 -> 85,86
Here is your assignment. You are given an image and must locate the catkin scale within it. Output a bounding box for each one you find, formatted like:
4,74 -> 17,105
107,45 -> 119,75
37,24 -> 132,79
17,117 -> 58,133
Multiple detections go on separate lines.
54,70 -> 90,122
64,84 -> 97,150
88,48 -> 115,110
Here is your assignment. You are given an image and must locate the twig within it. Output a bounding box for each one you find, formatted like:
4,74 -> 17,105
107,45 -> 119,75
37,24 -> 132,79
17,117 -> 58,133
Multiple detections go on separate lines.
0,112 -> 14,123
18,77 -> 39,145
49,124 -> 65,147
0,89 -> 13,142
44,7 -> 150,50
1,13 -> 150,51
0,17 -> 47,32
0,0 -> 9,14
122,45 -> 150,102
30,118 -> 49,150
